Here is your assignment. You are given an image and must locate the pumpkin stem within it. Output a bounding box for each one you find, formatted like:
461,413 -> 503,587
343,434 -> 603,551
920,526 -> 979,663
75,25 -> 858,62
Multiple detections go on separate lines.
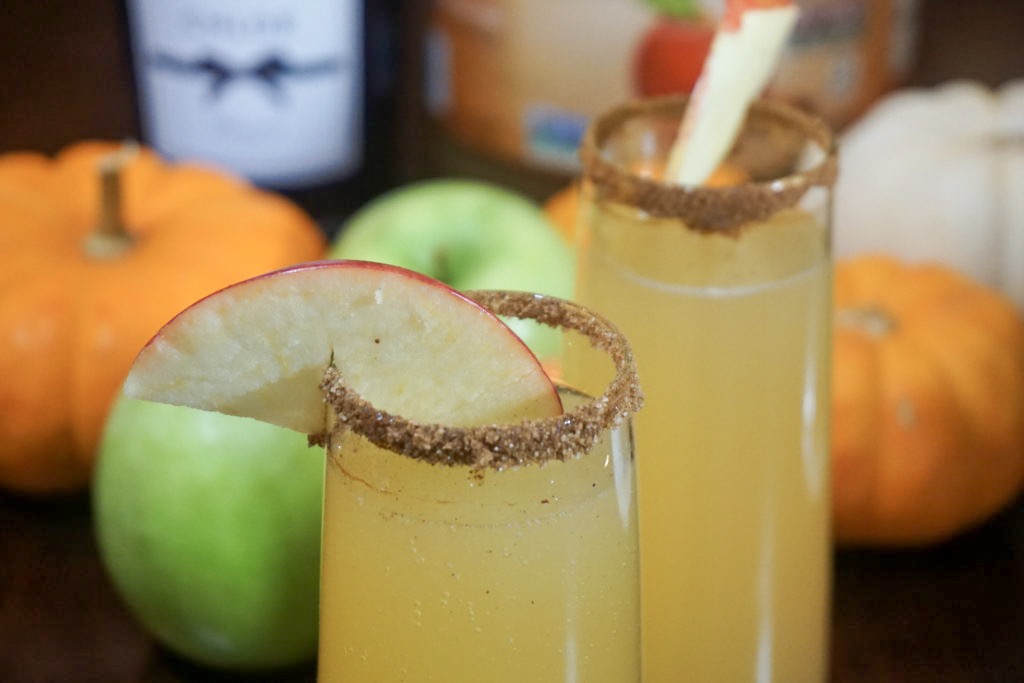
84,142 -> 139,259
836,306 -> 897,337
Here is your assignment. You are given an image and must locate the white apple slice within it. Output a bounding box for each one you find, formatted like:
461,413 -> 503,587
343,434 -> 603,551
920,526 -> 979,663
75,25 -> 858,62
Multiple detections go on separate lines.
329,179 -> 575,360
123,260 -> 562,435
667,0 -> 799,185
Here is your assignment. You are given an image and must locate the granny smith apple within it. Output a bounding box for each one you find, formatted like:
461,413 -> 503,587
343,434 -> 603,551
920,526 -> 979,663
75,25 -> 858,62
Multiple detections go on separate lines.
93,395 -> 323,671
330,179 -> 575,359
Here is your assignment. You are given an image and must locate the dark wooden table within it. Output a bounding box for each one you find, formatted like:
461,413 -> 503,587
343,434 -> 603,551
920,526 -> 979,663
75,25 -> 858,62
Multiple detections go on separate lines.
2,0 -> 1023,681
2,490 -> 1022,683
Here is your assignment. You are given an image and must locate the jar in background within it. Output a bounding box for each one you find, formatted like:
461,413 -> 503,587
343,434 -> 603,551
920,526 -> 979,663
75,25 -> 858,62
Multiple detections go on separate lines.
399,0 -> 919,200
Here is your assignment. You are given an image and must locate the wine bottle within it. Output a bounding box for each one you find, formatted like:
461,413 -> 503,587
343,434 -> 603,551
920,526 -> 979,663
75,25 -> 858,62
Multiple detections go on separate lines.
126,0 -> 397,232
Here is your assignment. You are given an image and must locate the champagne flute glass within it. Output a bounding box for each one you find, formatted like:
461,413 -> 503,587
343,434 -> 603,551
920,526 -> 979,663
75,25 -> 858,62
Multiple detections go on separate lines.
574,95 -> 837,683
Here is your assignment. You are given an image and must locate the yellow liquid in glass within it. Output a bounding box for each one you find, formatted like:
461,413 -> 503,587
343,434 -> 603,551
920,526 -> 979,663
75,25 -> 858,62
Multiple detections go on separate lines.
317,390 -> 640,683
574,199 -> 831,683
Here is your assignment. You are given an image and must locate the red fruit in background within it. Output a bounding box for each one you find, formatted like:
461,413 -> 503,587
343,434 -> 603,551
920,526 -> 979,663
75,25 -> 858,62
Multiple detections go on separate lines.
634,0 -> 795,96
633,16 -> 715,97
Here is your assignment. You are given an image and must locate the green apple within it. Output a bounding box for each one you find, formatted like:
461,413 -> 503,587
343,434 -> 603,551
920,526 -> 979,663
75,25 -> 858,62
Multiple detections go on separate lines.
329,179 -> 575,359
93,396 -> 323,671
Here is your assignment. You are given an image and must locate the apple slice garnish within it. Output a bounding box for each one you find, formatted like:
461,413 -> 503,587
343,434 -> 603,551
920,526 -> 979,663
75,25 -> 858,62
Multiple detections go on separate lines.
666,0 -> 799,185
123,260 -> 562,436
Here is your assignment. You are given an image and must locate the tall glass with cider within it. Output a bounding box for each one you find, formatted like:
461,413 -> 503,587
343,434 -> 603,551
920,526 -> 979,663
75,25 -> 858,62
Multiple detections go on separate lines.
574,96 -> 837,682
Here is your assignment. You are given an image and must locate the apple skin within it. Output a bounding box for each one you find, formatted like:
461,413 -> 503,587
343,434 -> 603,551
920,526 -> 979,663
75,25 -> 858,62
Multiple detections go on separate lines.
93,395 -> 323,671
329,179 -> 575,359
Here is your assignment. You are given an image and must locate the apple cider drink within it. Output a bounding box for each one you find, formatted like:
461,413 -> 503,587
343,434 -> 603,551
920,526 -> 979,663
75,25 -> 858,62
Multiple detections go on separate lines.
315,291 -> 643,683
118,262 -> 642,683
573,97 -> 837,682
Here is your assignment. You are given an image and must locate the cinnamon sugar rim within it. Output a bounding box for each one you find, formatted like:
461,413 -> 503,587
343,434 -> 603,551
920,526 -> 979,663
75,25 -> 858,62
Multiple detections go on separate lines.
580,95 -> 838,232
312,290 -> 643,471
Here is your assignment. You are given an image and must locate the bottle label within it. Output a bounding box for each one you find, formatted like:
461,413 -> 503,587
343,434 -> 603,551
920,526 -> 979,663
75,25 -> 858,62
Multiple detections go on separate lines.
129,0 -> 363,188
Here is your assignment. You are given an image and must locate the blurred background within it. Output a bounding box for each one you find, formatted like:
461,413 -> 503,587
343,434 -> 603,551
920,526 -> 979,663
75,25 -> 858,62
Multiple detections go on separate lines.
2,0 -> 1021,226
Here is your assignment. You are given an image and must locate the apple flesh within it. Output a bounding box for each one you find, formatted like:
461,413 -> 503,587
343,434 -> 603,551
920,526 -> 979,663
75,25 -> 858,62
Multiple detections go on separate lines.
124,259 -> 562,431
94,396 -> 323,671
328,179 -> 575,359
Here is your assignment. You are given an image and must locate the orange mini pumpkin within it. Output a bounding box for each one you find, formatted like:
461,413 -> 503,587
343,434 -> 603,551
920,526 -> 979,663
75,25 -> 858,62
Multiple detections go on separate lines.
0,141 -> 326,495
832,255 -> 1024,545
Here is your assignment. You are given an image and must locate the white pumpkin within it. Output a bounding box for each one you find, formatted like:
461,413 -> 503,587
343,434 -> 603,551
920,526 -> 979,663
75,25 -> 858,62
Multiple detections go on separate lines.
834,80 -> 1024,309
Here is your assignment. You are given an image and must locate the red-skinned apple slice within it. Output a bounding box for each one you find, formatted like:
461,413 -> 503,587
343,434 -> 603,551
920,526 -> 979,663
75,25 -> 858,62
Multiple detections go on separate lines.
123,260 -> 562,435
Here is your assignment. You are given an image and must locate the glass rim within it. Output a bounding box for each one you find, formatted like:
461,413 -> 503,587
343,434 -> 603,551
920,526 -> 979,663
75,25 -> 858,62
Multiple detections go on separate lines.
579,95 -> 839,232
314,290 -> 643,471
